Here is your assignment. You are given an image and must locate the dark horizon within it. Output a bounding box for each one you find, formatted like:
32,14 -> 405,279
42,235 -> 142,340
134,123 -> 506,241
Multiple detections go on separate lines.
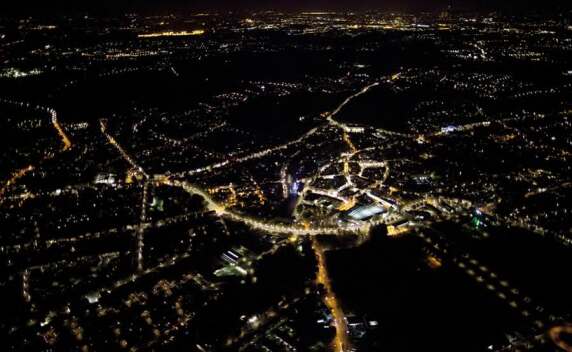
1,0 -> 571,16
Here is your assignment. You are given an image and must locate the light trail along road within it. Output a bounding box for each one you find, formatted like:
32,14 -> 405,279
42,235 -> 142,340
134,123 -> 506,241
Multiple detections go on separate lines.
49,107 -> 72,151
100,119 -> 149,179
0,103 -> 72,203
312,239 -> 351,352
325,82 -> 379,131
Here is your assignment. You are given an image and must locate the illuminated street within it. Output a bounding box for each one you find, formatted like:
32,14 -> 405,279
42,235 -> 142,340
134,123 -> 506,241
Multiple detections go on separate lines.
1,6 -> 572,352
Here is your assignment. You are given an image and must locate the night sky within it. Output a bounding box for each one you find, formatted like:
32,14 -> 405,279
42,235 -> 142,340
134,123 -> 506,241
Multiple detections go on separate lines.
1,0 -> 570,15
